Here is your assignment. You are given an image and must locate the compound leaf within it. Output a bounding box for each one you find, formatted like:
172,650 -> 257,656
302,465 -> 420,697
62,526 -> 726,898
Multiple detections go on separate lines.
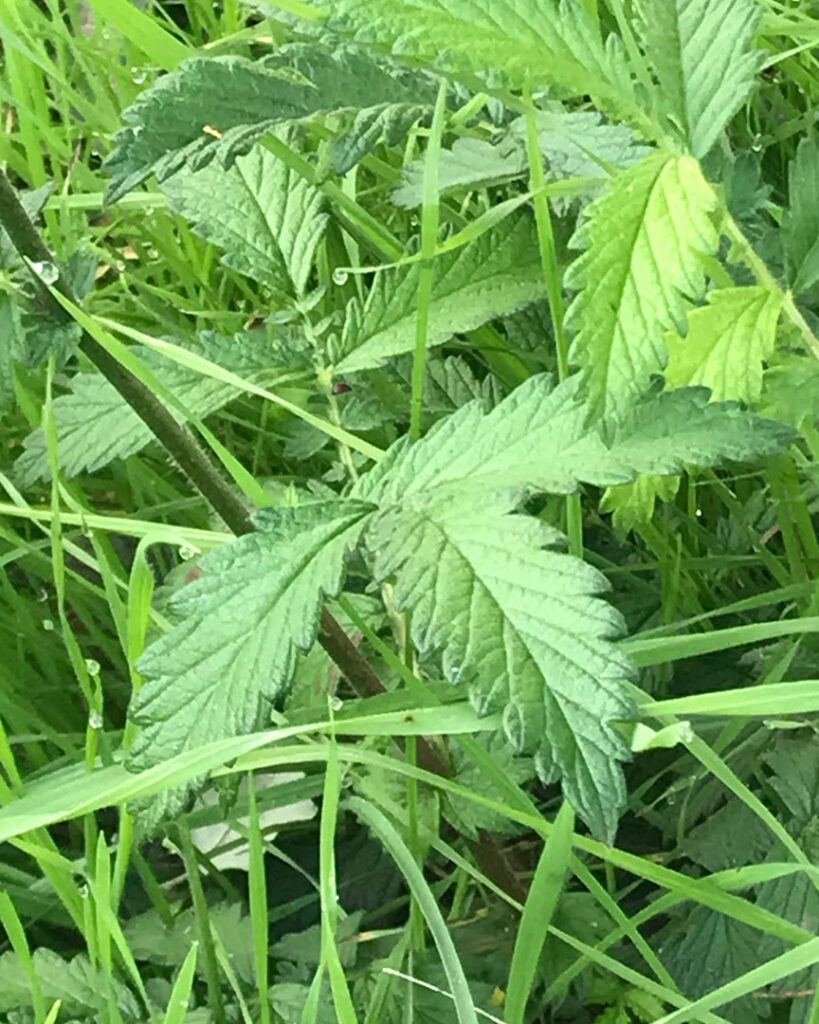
336,212 -> 546,373
638,0 -> 764,158
352,374 -> 794,836
565,152 -> 718,422
161,138 -> 328,295
665,286 -> 782,402
128,501 -> 373,769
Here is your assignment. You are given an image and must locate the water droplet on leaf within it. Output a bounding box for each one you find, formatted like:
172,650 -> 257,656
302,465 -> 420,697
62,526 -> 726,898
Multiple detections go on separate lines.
89,710 -> 104,730
31,260 -> 59,284
332,268 -> 349,286
85,658 -> 101,677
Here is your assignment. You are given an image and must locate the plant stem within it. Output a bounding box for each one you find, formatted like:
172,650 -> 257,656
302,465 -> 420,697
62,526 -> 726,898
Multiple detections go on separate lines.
722,208 -> 819,361
0,169 -> 389,705
410,78 -> 448,441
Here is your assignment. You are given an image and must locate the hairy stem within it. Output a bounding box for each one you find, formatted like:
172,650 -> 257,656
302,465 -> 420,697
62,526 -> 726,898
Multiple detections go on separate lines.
0,169 -> 388,705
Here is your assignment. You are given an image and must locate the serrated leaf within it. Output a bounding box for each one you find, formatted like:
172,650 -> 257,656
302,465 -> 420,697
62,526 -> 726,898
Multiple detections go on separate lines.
343,354 -> 501,431
447,734 -> 535,840
765,735 -> 819,824
351,374 -> 794,836
757,868 -> 819,1020
15,351 -> 242,486
364,491 -> 635,839
128,501 -> 373,769
309,0 -> 641,128
391,137 -> 527,209
665,286 -> 782,402
638,0 -> 764,158
661,907 -> 764,1024
332,102 -> 432,176
683,800 -> 774,872
104,43 -> 441,201
161,138 -> 328,295
336,212 -> 546,373
565,153 -> 718,422
509,107 -> 651,212
0,950 -> 139,1018
355,375 -> 797,506
762,355 -> 819,429
783,138 -> 819,295
600,474 -> 681,536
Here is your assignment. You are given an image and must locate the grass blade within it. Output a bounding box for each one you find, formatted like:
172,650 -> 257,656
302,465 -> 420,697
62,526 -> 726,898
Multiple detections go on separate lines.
505,801 -> 574,1024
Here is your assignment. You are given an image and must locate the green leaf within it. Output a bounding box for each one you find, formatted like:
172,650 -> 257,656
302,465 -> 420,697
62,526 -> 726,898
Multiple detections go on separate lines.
783,138 -> 819,295
638,0 -> 764,157
331,101 -> 432,176
335,212 -> 546,373
363,489 -> 636,839
391,136 -> 527,209
565,153 -> 719,422
14,351 -> 242,485
765,735 -> 819,824
510,107 -> 651,212
683,800 -> 774,873
355,375 -> 797,505
104,43 -> 441,201
446,734 -> 535,840
0,950 -> 139,1018
309,0 -> 642,129
349,374 -> 794,835
762,354 -> 819,429
0,182 -> 54,269
665,286 -> 782,402
757,868 -> 819,1011
600,475 -> 681,536
270,983 -> 336,1024
128,501 -> 373,769
661,907 -> 764,1024
161,138 -> 328,295
0,295 -> 22,414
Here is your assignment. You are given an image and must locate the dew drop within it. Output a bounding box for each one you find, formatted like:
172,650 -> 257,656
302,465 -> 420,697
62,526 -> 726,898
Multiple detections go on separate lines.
79,883 -> 90,899
179,542 -> 199,561
31,260 -> 59,284
330,695 -> 343,711
89,710 -> 104,730
332,268 -> 349,286
42,618 -> 54,632
751,134 -> 763,152
131,67 -> 147,85
85,658 -> 101,677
